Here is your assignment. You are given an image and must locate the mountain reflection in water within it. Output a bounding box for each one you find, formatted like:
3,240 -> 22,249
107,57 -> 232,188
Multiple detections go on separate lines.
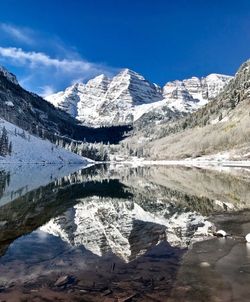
0,164 -> 249,301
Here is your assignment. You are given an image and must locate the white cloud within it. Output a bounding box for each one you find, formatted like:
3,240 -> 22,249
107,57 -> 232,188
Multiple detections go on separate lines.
0,47 -> 115,75
0,46 -> 118,95
0,47 -> 89,70
0,23 -> 34,45
0,23 -> 119,95
39,85 -> 56,97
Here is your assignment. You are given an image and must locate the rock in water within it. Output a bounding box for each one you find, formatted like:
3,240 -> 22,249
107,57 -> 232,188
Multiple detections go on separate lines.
200,261 -> 211,267
215,230 -> 227,237
245,234 -> 250,243
54,275 -> 71,287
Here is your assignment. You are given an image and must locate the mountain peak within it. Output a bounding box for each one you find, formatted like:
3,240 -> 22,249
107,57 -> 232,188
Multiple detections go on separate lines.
86,74 -> 110,87
0,66 -> 19,85
232,60 -> 250,79
117,68 -> 145,80
205,73 -> 233,80
93,73 -> 108,80
119,68 -> 135,75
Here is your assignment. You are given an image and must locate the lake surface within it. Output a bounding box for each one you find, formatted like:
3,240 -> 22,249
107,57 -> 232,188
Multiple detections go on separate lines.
0,163 -> 250,301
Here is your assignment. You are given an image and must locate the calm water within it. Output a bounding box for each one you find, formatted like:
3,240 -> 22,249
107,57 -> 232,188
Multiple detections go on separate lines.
0,164 -> 249,301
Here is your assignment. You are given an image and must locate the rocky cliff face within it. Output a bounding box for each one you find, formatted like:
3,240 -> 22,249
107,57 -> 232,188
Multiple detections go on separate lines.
77,74 -> 111,123
94,69 -> 163,125
46,83 -> 85,117
46,69 -> 232,127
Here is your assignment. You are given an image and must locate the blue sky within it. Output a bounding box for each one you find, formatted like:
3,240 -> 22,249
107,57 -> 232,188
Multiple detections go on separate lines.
0,0 -> 250,96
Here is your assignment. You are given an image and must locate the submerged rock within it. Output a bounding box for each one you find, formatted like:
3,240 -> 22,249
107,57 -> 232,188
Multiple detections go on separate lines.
245,233 -> 250,243
215,230 -> 227,237
55,275 -> 72,287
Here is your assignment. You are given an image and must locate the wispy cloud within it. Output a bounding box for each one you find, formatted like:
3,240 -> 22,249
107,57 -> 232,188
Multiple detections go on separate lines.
0,47 -> 101,72
0,23 -> 34,45
0,46 -> 118,96
39,85 -> 56,97
0,23 -> 118,96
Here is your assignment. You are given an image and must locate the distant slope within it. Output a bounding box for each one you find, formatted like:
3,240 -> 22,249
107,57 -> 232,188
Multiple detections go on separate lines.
0,119 -> 89,164
0,68 -> 130,144
126,59 -> 250,160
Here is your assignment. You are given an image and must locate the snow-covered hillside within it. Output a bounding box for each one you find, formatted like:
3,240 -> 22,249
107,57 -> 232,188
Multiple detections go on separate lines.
0,119 -> 89,164
46,69 -> 232,127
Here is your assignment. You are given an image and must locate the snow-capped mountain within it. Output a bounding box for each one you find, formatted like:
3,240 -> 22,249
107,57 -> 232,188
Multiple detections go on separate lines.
47,69 -> 163,126
163,74 -> 232,112
41,197 -> 212,262
46,69 -> 232,127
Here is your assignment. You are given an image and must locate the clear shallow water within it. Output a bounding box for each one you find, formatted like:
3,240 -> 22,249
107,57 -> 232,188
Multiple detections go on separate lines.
0,164 -> 249,301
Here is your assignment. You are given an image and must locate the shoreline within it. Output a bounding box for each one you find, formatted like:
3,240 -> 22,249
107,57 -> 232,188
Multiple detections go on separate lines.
108,159 -> 250,168
0,159 -> 249,170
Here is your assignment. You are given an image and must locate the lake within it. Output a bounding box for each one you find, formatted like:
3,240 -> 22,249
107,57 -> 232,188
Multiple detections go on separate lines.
0,163 -> 249,301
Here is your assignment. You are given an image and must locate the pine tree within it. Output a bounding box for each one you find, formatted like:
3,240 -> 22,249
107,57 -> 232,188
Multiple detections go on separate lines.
0,127 -> 9,156
8,141 -> 12,155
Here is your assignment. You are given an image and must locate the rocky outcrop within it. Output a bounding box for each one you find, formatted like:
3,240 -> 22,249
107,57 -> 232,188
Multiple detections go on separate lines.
0,66 -> 18,86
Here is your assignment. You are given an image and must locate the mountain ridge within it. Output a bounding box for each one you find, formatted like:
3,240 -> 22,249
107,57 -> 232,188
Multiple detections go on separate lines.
46,69 -> 232,127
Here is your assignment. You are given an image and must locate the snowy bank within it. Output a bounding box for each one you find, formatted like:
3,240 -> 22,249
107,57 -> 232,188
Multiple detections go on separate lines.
109,156 -> 250,169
